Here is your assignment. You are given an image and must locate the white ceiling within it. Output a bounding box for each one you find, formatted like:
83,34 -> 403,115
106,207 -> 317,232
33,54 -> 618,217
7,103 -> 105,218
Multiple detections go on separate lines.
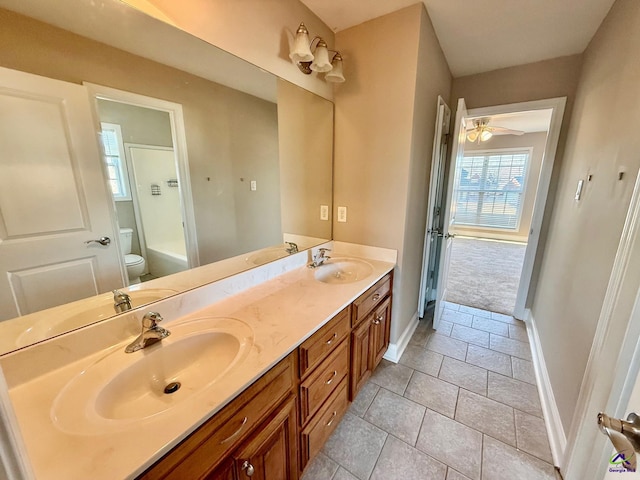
300,0 -> 616,77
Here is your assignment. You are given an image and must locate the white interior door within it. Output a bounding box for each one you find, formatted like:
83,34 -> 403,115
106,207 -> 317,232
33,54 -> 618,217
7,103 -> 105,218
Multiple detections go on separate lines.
418,96 -> 451,318
0,66 -> 124,320
434,98 -> 468,330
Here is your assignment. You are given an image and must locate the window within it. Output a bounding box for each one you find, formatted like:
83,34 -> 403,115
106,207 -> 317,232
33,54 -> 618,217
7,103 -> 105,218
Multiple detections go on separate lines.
452,150 -> 530,230
100,122 -> 131,201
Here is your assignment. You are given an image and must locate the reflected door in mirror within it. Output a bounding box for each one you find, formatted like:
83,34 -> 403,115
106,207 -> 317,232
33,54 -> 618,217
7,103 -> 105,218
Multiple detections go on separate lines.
0,66 -> 123,320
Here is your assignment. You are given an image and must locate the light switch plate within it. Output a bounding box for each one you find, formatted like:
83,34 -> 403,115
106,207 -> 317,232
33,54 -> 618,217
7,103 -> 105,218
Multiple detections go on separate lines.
250,180 -> 257,191
337,206 -> 347,223
575,179 -> 584,200
320,205 -> 329,221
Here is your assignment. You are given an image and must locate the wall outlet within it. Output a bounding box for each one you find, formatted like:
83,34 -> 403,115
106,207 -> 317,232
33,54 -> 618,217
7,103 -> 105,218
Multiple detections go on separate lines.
320,205 -> 329,221
250,180 -> 257,191
337,206 -> 347,223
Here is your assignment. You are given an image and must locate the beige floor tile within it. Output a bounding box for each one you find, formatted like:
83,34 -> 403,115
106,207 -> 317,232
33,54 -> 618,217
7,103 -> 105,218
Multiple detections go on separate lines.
482,435 -> 556,480
371,435 -> 447,480
515,410 -> 553,463
488,372 -> 542,417
465,344 -> 512,376
323,413 -> 387,480
442,309 -> 474,327
369,359 -> 413,395
348,381 -> 379,417
446,468 -> 472,480
444,301 -> 460,311
491,311 -> 519,324
451,324 -> 490,348
364,388 -> 426,445
426,333 -> 469,360
399,345 -> 443,376
332,468 -> 358,480
509,323 -> 529,343
439,356 -> 488,396
458,305 -> 492,318
416,410 -> 483,480
301,452 -> 338,480
490,334 -> 532,360
437,320 -> 454,336
404,370 -> 459,418
512,357 -> 536,385
471,316 -> 509,336
455,389 -> 516,446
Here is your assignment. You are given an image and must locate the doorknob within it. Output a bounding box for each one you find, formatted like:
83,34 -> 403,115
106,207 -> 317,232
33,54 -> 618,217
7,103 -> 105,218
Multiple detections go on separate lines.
598,412 -> 640,471
85,236 -> 111,246
436,232 -> 456,239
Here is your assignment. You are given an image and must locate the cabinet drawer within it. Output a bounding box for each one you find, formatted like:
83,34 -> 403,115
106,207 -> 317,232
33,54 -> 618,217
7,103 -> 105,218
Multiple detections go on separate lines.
139,354 -> 295,479
299,306 -> 350,379
300,378 -> 349,470
299,339 -> 349,426
352,274 -> 391,327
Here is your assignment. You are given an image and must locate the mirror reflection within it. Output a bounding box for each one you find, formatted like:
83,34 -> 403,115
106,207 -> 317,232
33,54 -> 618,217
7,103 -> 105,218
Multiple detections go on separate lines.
0,0 -> 333,354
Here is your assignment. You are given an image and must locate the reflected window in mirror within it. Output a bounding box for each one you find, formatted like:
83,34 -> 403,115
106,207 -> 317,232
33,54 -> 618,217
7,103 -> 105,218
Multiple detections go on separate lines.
101,123 -> 131,201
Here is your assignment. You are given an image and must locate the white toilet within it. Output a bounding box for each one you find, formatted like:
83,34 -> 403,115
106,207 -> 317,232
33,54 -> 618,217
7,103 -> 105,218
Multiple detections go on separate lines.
119,228 -> 146,284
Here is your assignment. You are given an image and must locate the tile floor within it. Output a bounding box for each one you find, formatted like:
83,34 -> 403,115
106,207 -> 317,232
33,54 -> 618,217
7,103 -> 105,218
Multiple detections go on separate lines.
301,302 -> 561,480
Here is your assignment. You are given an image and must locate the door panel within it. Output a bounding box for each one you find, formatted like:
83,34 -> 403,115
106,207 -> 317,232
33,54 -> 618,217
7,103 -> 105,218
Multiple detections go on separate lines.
418,97 -> 451,318
434,98 -> 467,330
0,66 -> 124,320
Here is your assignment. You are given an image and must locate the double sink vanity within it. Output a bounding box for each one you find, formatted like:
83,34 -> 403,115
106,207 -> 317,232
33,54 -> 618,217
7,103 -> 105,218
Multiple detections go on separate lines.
0,243 -> 396,479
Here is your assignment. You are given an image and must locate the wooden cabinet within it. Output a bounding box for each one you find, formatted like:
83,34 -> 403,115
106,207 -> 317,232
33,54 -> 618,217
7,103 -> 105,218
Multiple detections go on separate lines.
138,354 -> 297,480
350,273 -> 393,400
232,396 -> 298,480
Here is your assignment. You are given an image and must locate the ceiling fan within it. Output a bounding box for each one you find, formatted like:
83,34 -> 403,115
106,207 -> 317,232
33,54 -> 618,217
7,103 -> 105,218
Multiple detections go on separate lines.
466,118 -> 525,143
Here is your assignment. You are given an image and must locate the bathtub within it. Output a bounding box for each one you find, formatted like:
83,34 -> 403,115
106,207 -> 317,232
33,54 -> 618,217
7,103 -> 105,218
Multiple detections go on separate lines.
146,242 -> 188,278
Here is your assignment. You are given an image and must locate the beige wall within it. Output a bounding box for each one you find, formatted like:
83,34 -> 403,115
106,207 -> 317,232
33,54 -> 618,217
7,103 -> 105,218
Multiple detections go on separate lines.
125,0 -> 335,100
277,80 -> 333,239
530,0 -> 640,435
0,9 -> 282,264
454,132 -> 548,242
334,3 -> 452,342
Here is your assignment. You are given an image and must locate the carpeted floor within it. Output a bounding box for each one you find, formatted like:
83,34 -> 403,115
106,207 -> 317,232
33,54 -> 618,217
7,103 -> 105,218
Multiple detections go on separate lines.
445,237 -> 526,315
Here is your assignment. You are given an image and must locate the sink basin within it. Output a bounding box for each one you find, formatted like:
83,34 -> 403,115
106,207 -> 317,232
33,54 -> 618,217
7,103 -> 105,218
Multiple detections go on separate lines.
314,258 -> 374,284
16,288 -> 177,347
246,248 -> 287,265
51,317 -> 253,435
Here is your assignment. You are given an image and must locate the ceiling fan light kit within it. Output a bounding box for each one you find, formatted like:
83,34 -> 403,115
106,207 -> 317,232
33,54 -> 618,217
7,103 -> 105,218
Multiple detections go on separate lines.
466,117 -> 524,143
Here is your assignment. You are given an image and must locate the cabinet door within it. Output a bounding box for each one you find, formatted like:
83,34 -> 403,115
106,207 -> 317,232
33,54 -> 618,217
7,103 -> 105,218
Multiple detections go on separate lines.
204,459 -> 235,480
370,297 -> 391,370
233,396 -> 298,480
350,317 -> 372,400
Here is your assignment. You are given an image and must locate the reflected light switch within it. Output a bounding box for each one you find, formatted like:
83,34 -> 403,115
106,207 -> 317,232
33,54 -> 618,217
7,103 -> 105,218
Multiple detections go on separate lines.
250,180 -> 257,191
575,179 -> 584,201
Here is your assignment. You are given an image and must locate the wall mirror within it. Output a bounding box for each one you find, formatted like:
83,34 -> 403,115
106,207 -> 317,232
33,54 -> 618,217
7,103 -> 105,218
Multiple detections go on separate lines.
0,0 -> 333,355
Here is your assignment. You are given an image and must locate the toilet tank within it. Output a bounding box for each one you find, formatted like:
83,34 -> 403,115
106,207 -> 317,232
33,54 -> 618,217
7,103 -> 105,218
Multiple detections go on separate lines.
119,228 -> 133,255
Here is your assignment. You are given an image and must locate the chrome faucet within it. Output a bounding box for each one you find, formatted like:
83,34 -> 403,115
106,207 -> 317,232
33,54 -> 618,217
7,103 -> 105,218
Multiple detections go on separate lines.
285,242 -> 299,254
113,289 -> 132,313
309,248 -> 331,268
125,311 -> 170,353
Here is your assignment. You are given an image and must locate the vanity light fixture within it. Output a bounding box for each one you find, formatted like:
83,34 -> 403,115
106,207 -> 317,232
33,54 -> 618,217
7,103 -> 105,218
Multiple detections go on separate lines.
289,22 -> 345,83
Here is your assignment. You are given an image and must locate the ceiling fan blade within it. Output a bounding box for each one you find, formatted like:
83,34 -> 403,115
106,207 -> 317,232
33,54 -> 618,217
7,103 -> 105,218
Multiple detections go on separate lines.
489,126 -> 525,136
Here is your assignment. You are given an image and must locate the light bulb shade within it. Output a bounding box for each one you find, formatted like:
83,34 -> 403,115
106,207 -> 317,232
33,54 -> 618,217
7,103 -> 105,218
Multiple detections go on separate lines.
480,129 -> 493,141
325,53 -> 345,83
310,39 -> 333,72
290,23 -> 314,63
466,131 -> 479,143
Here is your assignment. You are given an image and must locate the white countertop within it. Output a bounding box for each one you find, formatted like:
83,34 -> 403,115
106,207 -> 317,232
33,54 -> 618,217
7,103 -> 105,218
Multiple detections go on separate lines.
3,250 -> 395,480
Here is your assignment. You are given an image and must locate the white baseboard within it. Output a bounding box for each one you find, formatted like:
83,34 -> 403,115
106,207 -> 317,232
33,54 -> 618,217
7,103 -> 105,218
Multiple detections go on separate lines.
525,309 -> 566,467
384,312 -> 419,363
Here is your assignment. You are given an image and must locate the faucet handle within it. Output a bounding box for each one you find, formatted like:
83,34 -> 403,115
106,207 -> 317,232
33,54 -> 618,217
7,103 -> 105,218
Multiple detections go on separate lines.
142,311 -> 163,329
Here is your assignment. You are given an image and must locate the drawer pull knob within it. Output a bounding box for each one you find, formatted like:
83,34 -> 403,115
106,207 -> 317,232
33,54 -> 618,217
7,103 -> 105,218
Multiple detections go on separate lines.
372,293 -> 381,301
241,460 -> 255,477
373,314 -> 384,325
220,416 -> 248,444
325,332 -> 338,345
326,411 -> 337,427
325,370 -> 338,385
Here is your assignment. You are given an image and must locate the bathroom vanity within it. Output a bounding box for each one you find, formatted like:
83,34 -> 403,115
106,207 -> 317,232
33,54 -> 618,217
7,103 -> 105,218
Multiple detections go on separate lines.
0,244 -> 396,480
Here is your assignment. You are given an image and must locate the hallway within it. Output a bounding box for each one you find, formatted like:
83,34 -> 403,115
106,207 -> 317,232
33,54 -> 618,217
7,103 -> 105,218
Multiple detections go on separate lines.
302,302 -> 559,480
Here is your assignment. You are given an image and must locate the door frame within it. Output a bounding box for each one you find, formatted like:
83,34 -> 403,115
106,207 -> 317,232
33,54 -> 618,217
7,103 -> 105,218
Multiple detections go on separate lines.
463,97 -> 566,320
83,83 -> 200,270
